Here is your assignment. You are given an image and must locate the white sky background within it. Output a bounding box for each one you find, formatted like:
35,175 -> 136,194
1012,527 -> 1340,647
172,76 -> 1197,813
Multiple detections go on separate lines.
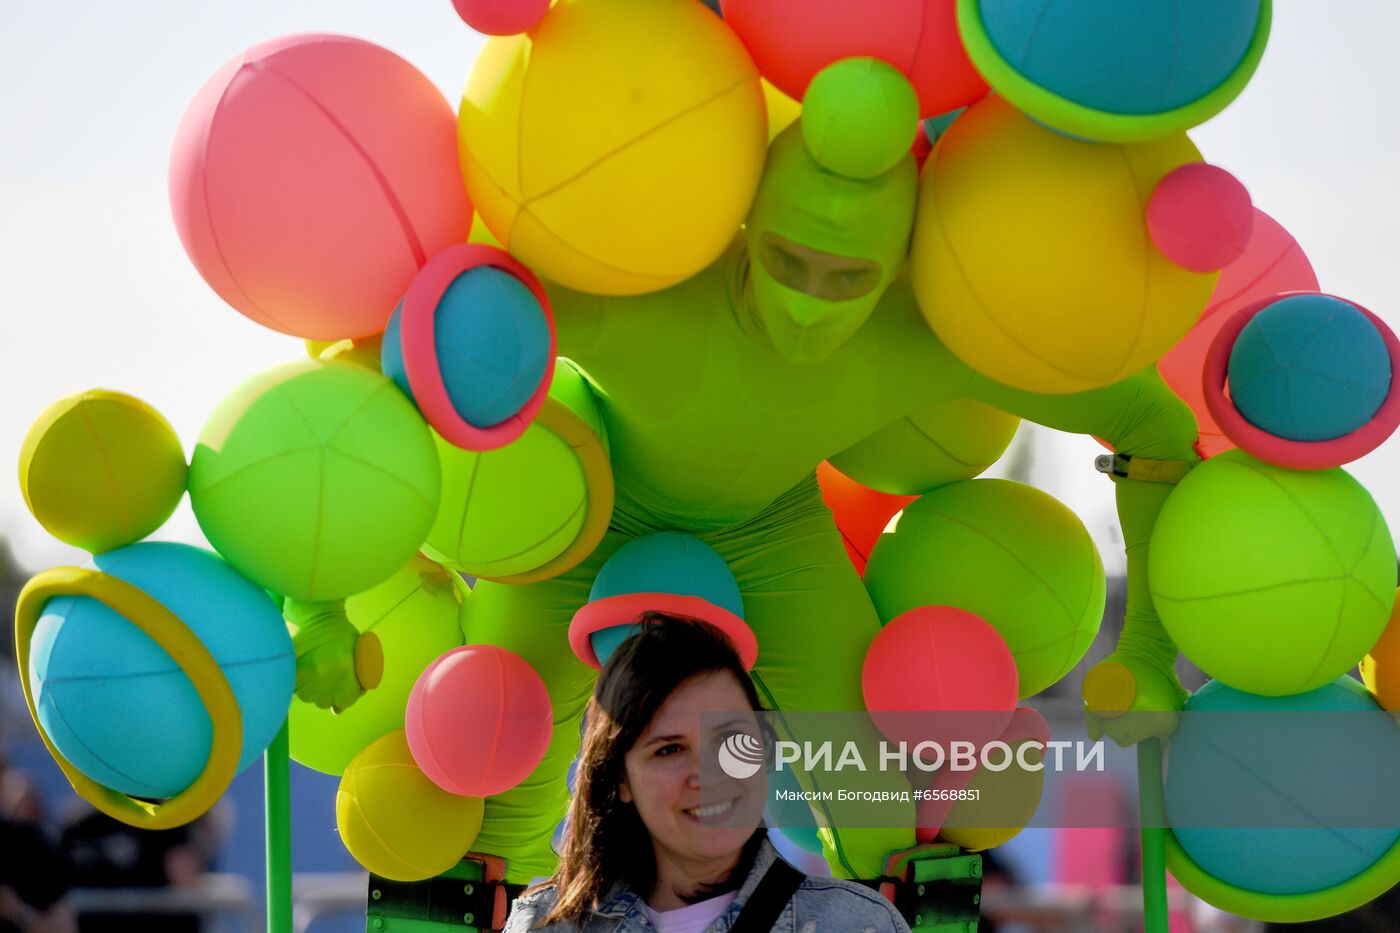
0,2 -> 1397,576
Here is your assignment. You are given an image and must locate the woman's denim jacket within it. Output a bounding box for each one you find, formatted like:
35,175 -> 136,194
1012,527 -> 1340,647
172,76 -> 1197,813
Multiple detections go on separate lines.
503,836 -> 910,932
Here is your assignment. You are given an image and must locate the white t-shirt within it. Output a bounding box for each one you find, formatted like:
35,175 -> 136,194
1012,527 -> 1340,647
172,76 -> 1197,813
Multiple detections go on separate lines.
641,891 -> 738,933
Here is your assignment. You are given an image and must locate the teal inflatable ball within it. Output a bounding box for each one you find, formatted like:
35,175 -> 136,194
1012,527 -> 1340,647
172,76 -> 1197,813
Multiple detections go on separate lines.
383,265 -> 552,427
28,542 -> 294,798
960,0 -> 1270,142
1165,677 -> 1400,895
589,531 -> 745,616
1228,294 -> 1392,442
570,532 -> 754,670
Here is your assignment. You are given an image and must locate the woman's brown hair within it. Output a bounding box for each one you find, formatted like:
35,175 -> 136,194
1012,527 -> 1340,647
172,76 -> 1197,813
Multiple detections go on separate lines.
534,612 -> 767,927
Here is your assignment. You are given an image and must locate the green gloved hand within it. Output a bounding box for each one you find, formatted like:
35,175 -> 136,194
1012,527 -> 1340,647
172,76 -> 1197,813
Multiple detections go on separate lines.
1083,470 -> 1191,747
284,597 -> 383,714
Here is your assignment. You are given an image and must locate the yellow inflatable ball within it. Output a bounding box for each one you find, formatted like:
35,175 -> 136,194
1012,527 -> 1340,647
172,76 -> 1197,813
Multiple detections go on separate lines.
337,730 -> 485,882
305,335 -> 385,371
1361,588 -> 1400,712
762,78 -> 800,142
289,554 -> 467,775
932,709 -> 1049,852
828,399 -> 1019,496
19,390 -> 186,553
911,95 -> 1216,394
458,0 -> 766,295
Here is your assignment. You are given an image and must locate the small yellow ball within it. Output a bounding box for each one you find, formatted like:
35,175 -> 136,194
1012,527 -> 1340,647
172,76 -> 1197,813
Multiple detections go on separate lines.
19,390 -> 186,553
1361,589 -> 1400,712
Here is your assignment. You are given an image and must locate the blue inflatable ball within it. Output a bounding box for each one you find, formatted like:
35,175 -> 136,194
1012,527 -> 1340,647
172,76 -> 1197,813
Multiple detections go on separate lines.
382,265 -> 552,427
590,623 -> 642,668
1165,676 -> 1400,895
28,542 -> 295,798
966,0 -> 1268,141
586,532 -> 745,667
589,532 -> 744,615
921,107 -> 966,147
1228,294 -> 1392,442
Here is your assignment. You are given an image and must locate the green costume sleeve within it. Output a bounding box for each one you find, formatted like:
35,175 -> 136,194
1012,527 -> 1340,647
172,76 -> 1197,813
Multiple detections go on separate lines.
966,367 -> 1199,744
284,597 -> 368,713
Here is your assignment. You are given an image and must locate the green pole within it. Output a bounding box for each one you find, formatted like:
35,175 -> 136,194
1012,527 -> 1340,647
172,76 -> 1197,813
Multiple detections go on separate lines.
1138,738 -> 1169,933
265,716 -> 293,933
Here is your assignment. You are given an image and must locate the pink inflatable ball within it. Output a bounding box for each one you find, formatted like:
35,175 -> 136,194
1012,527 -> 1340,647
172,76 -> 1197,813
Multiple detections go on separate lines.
721,0 -> 987,119
405,644 -> 552,797
452,0 -> 550,35
861,606 -> 1017,761
1157,209 -> 1318,458
1148,163 -> 1254,273
170,34 -> 472,341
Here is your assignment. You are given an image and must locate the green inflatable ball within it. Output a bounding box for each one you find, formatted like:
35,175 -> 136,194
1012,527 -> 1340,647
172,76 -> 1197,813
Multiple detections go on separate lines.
864,479 -> 1105,698
190,360 -> 441,601
1150,449 -> 1396,697
289,554 -> 467,775
800,57 -> 919,179
424,358 -> 610,581
829,399 -> 1019,496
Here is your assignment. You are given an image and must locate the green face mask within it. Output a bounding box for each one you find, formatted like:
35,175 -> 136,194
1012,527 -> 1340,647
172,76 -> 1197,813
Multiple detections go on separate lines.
743,124 -> 917,363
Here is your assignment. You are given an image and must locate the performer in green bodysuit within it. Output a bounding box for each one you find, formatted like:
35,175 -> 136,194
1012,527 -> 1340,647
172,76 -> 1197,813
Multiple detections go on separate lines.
293,65 -> 1194,886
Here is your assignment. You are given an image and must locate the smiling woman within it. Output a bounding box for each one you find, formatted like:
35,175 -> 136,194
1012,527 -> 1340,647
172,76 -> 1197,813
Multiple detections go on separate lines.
505,614 -> 909,932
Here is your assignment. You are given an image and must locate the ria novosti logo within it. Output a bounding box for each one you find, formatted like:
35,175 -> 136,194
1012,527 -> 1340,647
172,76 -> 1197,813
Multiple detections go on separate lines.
717,732 -> 765,779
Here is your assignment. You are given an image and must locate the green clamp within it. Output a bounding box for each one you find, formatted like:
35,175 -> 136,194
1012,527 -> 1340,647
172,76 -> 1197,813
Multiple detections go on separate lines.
876,844 -> 983,933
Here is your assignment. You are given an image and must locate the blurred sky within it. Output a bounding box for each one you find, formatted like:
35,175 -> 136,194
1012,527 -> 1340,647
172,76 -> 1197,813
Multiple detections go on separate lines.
1,1 -> 1397,575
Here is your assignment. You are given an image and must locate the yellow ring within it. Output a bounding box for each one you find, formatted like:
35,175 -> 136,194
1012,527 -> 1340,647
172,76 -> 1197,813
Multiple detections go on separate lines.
15,567 -> 243,829
488,395 -> 615,585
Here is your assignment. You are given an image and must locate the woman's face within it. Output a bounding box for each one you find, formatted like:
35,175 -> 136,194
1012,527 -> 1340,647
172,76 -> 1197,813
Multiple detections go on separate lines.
619,670 -> 767,870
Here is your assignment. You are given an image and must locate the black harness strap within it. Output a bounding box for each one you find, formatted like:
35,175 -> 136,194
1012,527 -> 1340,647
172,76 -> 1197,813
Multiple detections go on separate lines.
728,859 -> 806,933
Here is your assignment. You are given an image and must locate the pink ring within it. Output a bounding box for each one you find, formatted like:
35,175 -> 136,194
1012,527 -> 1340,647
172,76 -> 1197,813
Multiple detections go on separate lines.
569,593 -> 759,671
400,244 -> 556,451
1203,292 -> 1400,470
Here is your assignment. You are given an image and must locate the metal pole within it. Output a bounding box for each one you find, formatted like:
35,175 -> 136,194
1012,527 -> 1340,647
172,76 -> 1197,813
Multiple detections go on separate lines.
265,717 -> 293,933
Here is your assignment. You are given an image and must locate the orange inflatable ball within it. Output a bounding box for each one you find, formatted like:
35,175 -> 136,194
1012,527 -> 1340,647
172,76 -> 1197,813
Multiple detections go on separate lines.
337,730 -> 484,881
815,462 -> 914,575
459,0 -> 766,295
170,34 -> 471,340
19,390 -> 186,553
1361,589 -> 1400,712
911,95 -> 1214,394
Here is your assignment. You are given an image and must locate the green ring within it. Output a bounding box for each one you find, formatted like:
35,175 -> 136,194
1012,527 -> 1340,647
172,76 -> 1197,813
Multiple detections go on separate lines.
1165,827 -> 1400,922
956,0 -> 1272,143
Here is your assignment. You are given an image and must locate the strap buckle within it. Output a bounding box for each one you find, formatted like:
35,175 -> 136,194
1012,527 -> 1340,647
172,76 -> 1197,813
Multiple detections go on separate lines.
1094,453 -> 1194,484
366,852 -> 520,931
